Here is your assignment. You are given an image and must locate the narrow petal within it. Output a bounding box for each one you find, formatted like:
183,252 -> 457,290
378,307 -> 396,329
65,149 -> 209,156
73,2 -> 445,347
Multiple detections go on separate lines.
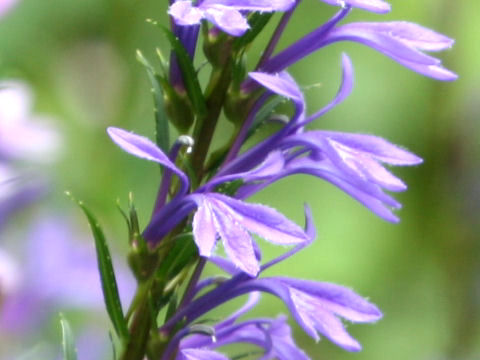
278,278 -> 382,322
358,21 -> 455,52
242,150 -> 286,182
289,288 -> 362,351
331,23 -> 440,65
317,131 -> 423,165
192,199 -> 218,257
210,199 -> 260,276
303,53 -> 354,125
211,194 -> 309,245
107,127 -> 189,188
217,292 -> 261,328
249,71 -> 303,105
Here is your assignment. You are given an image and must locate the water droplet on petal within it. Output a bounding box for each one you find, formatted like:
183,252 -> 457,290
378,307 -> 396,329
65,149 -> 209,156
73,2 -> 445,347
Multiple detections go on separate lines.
178,135 -> 194,154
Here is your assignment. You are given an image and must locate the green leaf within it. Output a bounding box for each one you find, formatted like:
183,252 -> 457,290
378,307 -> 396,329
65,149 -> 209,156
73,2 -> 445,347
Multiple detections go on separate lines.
136,50 -> 170,153
247,95 -> 285,139
234,13 -> 273,50
60,314 -> 77,360
151,22 -> 207,117
68,193 -> 129,341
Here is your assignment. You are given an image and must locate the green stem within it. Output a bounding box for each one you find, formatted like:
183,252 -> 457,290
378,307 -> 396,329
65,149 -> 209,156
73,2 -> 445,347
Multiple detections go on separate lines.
191,61 -> 233,180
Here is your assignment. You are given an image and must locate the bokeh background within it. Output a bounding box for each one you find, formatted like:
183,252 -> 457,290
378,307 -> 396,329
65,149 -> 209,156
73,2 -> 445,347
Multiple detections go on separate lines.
1,0 -> 479,359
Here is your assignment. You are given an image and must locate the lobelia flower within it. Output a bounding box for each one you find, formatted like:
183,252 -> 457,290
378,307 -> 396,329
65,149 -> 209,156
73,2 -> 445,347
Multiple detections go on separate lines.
215,54 -> 422,222
107,127 -> 309,276
176,293 -> 310,360
160,228 -> 381,353
169,0 -> 296,36
261,7 -> 457,81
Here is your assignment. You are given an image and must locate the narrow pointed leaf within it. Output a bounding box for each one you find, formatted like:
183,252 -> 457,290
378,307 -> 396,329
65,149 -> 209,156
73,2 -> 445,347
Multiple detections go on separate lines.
71,196 -> 129,341
136,50 -> 170,153
60,314 -> 78,360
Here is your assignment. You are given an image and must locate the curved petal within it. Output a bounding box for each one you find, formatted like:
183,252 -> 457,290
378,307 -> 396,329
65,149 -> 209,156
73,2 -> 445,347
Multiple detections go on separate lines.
211,194 -> 309,245
210,199 -> 260,276
107,127 -> 189,190
302,53 -> 354,125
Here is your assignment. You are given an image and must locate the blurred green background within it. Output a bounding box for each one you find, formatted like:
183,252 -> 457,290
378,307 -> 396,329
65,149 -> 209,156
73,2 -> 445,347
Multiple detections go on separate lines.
1,0 -> 479,359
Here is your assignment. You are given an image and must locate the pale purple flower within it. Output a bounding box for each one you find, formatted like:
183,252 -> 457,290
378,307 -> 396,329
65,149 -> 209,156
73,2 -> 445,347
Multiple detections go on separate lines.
169,0 -> 295,36
0,81 -> 61,163
243,277 -> 382,351
108,127 -> 309,276
162,270 -> 381,352
0,0 -> 18,18
175,293 -> 309,360
262,10 -> 457,81
190,193 -> 308,276
230,56 -> 422,222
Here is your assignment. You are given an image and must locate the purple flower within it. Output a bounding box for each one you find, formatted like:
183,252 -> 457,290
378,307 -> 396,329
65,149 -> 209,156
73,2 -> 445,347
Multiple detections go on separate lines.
176,293 -> 309,360
169,0 -> 295,36
243,277 -> 382,351
108,126 -> 309,276
234,57 -> 422,222
191,193 -> 308,276
165,273 -> 381,352
263,12 -> 457,81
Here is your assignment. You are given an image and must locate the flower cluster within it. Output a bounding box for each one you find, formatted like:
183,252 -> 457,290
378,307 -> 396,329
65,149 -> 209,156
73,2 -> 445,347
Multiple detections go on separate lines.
86,0 -> 455,358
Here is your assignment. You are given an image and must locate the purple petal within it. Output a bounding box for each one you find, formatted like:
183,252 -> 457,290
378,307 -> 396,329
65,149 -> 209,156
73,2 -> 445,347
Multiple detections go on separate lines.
169,1 -> 204,26
249,71 -> 303,104
210,198 -> 260,276
262,316 -> 311,360
192,199 -> 218,257
357,21 -> 455,52
320,0 -> 391,14
327,22 -> 457,80
210,194 -> 309,245
107,127 -> 189,190
202,0 -> 295,11
285,157 -> 401,222
203,6 -> 250,36
331,23 -> 440,65
278,278 -> 382,323
289,288 -> 362,351
303,53 -> 354,125
217,292 -> 261,328
181,349 -> 229,360
318,131 -> 423,165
